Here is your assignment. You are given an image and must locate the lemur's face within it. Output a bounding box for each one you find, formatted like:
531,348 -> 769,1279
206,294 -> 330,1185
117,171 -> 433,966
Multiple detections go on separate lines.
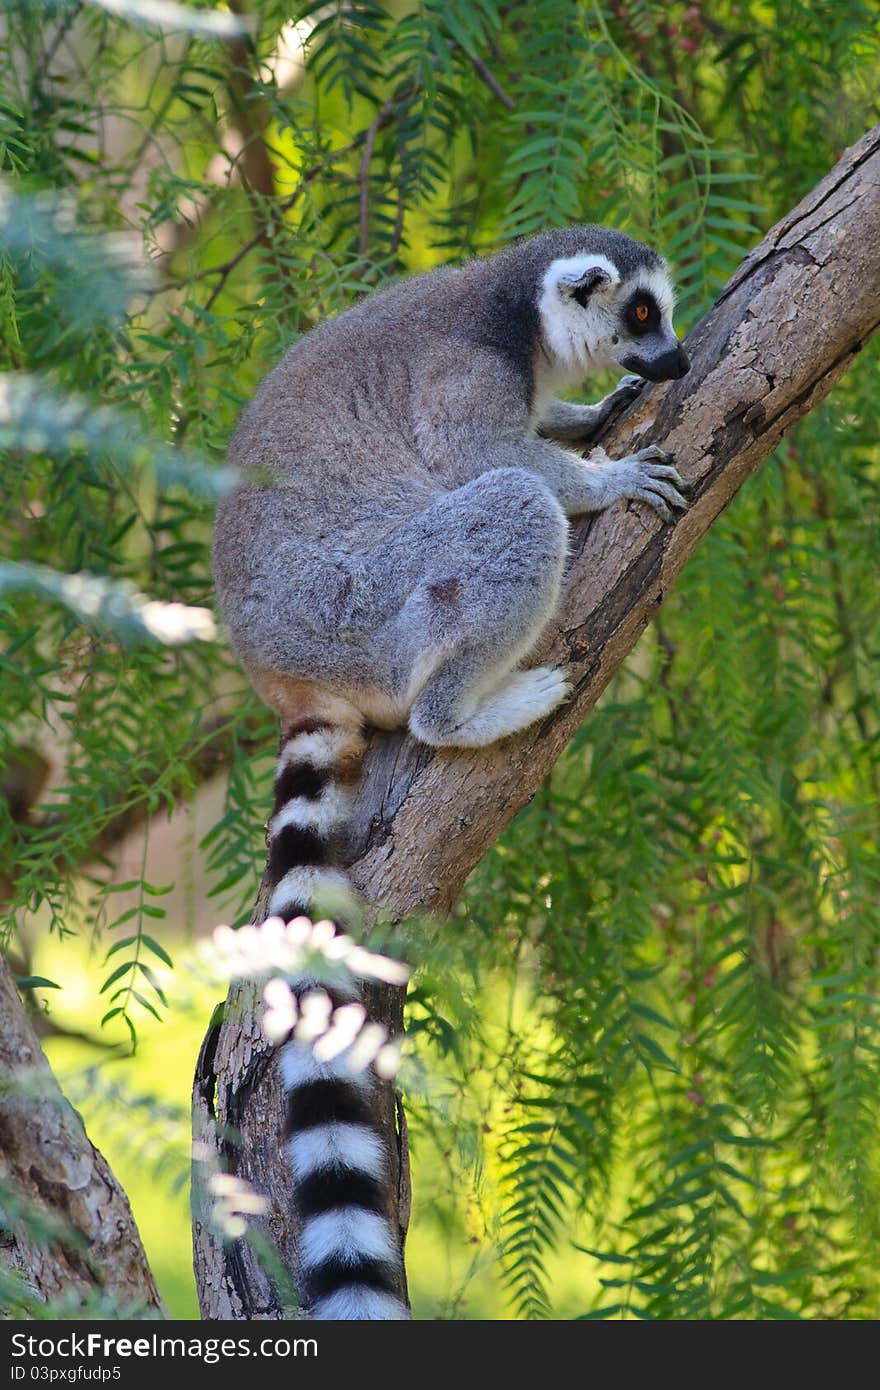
538,253 -> 689,384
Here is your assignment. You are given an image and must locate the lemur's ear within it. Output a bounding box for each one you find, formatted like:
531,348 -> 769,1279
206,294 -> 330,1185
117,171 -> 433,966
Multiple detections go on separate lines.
557,262 -> 617,308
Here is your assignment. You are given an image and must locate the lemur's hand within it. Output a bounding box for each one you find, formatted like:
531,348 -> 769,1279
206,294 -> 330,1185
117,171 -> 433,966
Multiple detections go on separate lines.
611,373 -> 644,401
600,445 -> 691,523
572,375 -> 644,443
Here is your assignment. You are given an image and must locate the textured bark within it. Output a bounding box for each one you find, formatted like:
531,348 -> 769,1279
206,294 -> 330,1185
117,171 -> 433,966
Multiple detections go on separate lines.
193,124 -> 880,1319
0,954 -> 163,1315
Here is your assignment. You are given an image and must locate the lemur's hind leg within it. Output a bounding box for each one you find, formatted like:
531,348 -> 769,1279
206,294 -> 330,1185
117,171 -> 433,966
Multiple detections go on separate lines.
412,654 -> 571,747
381,467 -> 571,749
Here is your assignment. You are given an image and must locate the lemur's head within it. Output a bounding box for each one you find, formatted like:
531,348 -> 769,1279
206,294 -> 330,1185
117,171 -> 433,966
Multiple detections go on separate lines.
536,229 -> 689,384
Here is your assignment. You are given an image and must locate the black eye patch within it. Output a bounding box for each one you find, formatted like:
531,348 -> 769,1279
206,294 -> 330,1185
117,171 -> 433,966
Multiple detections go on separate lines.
570,266 -> 611,308
623,291 -> 661,335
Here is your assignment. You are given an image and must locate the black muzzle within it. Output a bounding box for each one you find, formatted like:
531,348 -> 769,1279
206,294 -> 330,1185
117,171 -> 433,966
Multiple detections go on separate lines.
622,344 -> 690,382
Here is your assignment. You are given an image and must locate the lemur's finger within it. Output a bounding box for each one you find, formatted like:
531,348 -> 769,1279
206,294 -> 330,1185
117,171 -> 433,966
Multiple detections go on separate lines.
653,469 -> 692,499
632,489 -> 673,521
640,462 -> 685,484
641,479 -> 690,510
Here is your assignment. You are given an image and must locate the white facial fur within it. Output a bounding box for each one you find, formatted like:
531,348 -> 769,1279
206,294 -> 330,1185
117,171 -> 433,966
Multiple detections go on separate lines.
634,264 -> 676,318
538,254 -> 620,379
538,254 -> 677,384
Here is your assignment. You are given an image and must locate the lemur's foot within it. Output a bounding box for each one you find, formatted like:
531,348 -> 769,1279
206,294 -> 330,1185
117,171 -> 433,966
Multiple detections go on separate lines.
457,666 -> 571,745
606,446 -> 690,522
423,666 -> 571,748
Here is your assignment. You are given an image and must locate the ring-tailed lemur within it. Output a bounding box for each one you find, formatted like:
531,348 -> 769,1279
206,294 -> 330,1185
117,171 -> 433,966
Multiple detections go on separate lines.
213,225 -> 690,1320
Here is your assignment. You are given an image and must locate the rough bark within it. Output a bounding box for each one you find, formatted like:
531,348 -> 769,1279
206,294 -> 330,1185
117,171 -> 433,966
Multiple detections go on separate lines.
0,954 -> 163,1315
193,124 -> 880,1319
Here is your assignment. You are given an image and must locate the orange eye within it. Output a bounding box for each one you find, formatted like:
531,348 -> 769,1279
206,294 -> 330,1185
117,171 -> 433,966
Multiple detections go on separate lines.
636,303 -> 649,322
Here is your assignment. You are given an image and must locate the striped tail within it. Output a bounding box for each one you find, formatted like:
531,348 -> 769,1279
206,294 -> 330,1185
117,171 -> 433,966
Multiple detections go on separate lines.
265,717 -> 410,1322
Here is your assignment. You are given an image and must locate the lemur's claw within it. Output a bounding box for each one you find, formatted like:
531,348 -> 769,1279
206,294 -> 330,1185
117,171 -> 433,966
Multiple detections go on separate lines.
612,376 -> 644,403
636,444 -> 675,465
622,446 -> 691,518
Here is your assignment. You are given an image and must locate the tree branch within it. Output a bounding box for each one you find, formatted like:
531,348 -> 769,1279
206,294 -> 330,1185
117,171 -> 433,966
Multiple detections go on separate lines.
0,954 -> 163,1315
192,123 -> 880,1319
465,51 -> 516,110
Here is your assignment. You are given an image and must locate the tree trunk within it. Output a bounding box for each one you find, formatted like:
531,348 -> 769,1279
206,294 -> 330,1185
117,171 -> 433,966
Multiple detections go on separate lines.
193,123 -> 880,1319
0,954 -> 163,1315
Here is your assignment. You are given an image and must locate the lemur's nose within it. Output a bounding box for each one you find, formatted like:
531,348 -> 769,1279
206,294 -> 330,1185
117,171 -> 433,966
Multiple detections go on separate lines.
643,344 -> 690,382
